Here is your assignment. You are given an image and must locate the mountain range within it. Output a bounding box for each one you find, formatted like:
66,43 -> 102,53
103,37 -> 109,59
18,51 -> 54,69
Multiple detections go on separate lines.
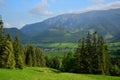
4,8 -> 120,43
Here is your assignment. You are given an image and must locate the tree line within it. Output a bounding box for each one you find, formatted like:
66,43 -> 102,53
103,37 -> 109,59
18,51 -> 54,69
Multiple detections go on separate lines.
0,17 -> 120,76
44,32 -> 120,76
60,32 -> 120,76
0,18 -> 45,69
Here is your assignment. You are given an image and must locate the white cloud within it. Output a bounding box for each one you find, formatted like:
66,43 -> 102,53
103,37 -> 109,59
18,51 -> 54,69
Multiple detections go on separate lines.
90,0 -> 105,3
17,22 -> 25,29
30,0 -> 53,16
83,1 -> 120,11
4,21 -> 25,29
4,22 -> 12,28
59,1 -> 120,14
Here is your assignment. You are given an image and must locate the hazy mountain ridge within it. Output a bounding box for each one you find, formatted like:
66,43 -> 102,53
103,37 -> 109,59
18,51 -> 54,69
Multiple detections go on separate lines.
4,28 -> 31,43
6,8 -> 120,43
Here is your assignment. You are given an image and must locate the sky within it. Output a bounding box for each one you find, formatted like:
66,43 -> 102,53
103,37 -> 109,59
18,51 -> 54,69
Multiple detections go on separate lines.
0,0 -> 120,29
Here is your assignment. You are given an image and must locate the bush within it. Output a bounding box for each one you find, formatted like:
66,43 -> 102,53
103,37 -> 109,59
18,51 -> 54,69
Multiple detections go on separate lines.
110,65 -> 120,76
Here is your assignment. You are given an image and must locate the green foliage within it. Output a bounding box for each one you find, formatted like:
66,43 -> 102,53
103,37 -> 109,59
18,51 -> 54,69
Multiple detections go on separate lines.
61,51 -> 74,72
110,65 -> 120,76
35,48 -> 45,67
25,44 -> 36,66
0,19 -> 15,69
25,44 -> 45,67
0,18 -> 4,42
5,40 -> 15,69
64,32 -> 112,75
13,35 -> 24,69
45,56 -> 61,69
0,40 -> 15,69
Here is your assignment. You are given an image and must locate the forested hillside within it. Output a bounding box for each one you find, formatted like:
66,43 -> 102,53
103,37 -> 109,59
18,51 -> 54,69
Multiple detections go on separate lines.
1,19 -> 120,76
20,8 -> 120,43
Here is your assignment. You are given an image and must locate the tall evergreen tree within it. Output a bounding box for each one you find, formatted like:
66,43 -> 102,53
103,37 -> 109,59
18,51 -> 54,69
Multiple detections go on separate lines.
97,36 -> 110,75
61,51 -> 74,72
73,39 -> 82,73
0,16 -> 4,42
5,40 -> 15,69
13,35 -> 24,69
0,16 -> 5,56
25,44 -> 36,67
92,32 -> 100,74
0,18 -> 15,69
35,48 -> 45,67
73,32 -> 111,75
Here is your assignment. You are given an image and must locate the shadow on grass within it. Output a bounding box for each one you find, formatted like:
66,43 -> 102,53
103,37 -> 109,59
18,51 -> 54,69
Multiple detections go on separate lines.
50,69 -> 61,73
33,70 -> 44,72
32,68 -> 61,73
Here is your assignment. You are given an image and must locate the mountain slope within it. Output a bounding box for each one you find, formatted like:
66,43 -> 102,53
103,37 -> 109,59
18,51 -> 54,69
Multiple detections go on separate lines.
21,8 -> 120,43
4,28 -> 30,43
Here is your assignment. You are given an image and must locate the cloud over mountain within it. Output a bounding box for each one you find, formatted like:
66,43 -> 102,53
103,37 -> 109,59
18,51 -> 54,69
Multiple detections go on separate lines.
30,0 -> 53,16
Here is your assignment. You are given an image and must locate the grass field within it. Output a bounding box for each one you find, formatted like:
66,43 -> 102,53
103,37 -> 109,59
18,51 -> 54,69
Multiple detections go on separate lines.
35,43 -> 77,48
35,42 -> 120,49
0,67 -> 120,80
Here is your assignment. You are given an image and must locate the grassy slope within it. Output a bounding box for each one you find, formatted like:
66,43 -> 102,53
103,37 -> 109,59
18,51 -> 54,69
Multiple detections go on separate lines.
35,43 -> 77,48
35,42 -> 120,49
0,67 -> 120,80
35,42 -> 120,57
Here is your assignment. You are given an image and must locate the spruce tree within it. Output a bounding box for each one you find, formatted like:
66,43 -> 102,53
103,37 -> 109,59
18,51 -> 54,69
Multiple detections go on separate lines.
85,32 -> 92,73
73,39 -> 82,73
0,16 -> 4,42
92,32 -> 99,74
13,35 -> 24,69
0,40 -> 15,69
62,51 -> 74,72
0,19 -> 15,69
5,40 -> 15,69
35,48 -> 45,67
0,16 -> 5,56
98,36 -> 110,75
73,32 -> 111,75
25,44 -> 37,67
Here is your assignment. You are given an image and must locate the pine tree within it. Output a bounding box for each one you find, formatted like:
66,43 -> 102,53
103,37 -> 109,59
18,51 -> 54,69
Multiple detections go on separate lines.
73,32 -> 111,75
0,16 -> 4,42
13,35 -> 24,69
35,48 -> 41,66
6,33 -> 12,41
35,48 -> 45,67
98,36 -> 110,75
61,51 -> 74,72
0,18 -> 15,69
5,40 -> 15,69
73,39 -> 82,73
50,56 -> 60,69
0,40 -> 15,69
92,32 -> 100,74
6,33 -> 15,69
25,44 -> 37,67
85,32 -> 92,73
0,16 -> 5,57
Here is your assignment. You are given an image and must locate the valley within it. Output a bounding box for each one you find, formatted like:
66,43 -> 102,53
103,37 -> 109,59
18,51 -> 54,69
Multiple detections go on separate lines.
1,1 -> 120,79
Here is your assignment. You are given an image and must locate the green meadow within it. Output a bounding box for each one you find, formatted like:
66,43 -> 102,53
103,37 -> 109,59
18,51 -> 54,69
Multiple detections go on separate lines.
34,42 -> 120,57
0,67 -> 120,80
